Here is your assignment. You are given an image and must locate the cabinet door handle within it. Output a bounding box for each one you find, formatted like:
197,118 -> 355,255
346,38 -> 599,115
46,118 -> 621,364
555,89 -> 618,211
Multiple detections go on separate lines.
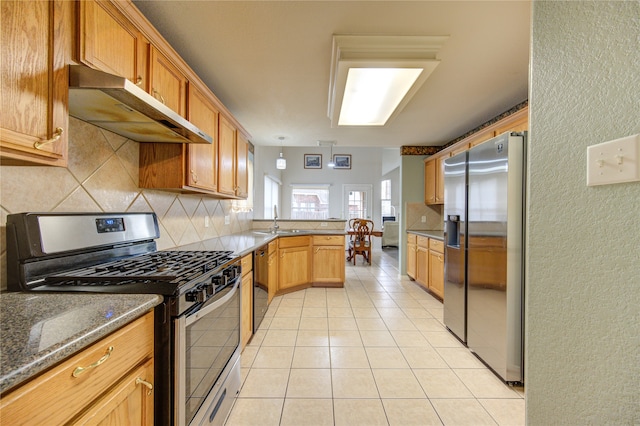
72,346 -> 114,377
33,127 -> 63,150
152,89 -> 165,104
190,169 -> 198,183
135,76 -> 143,86
136,377 -> 154,395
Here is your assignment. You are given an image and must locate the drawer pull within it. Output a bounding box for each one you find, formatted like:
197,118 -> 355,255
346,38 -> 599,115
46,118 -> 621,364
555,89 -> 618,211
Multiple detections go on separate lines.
136,377 -> 154,395
34,127 -> 63,150
72,346 -> 114,378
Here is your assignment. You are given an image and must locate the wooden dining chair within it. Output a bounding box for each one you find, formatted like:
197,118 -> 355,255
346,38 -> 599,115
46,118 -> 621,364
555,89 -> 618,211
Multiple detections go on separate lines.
348,219 -> 374,265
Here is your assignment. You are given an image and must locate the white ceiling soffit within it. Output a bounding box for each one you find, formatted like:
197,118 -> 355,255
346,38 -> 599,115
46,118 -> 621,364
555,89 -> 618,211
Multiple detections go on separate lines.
327,35 -> 449,128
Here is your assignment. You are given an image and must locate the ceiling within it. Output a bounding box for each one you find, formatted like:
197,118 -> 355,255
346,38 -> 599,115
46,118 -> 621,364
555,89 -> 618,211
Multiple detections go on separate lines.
132,1 -> 531,148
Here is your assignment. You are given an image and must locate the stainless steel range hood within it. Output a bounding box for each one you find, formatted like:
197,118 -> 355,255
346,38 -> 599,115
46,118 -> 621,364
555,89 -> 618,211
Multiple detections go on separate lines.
68,65 -> 212,144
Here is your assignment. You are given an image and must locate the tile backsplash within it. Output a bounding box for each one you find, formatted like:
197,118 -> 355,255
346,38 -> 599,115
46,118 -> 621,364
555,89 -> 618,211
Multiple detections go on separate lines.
405,202 -> 443,230
0,117 -> 253,291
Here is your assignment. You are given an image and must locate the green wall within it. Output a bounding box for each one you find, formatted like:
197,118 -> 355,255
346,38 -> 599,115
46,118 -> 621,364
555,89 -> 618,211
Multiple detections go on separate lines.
527,1 -> 639,423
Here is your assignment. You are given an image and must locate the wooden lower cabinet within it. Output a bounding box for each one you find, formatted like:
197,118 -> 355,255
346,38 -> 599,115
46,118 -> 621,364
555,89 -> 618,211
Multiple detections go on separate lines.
406,234 -> 417,279
415,236 -> 430,290
241,254 -> 253,350
428,239 -> 445,299
0,312 -> 155,425
311,235 -> 345,286
277,236 -> 311,293
267,241 -> 278,303
407,233 -> 445,300
273,234 -> 345,296
72,359 -> 154,425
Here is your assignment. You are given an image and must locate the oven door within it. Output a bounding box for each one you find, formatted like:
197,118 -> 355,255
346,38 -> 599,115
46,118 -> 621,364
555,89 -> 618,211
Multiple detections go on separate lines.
175,275 -> 241,426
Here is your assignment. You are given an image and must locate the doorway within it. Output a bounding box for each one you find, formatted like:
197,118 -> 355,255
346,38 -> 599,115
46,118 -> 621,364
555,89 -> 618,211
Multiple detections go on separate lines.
343,184 -> 373,220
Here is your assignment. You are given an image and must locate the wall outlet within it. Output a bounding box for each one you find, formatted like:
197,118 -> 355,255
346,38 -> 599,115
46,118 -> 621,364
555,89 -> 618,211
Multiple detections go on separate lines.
204,216 -> 210,228
224,215 -> 230,225
421,216 -> 427,223
320,222 -> 328,227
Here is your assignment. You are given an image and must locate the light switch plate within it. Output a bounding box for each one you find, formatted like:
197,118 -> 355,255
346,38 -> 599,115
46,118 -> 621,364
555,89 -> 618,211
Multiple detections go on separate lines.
587,134 -> 639,186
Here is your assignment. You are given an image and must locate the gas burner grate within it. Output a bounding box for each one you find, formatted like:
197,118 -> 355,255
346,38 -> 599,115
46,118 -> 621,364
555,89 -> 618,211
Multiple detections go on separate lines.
43,250 -> 236,288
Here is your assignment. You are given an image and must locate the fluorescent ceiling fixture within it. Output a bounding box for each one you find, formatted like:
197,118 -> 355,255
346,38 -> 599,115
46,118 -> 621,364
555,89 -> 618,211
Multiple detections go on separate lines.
328,35 -> 448,127
339,68 -> 423,126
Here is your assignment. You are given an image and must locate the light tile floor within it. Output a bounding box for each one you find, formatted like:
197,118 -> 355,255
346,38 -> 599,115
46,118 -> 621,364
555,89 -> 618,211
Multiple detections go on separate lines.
225,249 -> 525,426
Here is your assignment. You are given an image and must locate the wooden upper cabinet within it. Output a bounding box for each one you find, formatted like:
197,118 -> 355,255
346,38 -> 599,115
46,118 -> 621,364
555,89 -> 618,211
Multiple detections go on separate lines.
235,133 -> 248,198
149,46 -> 187,117
78,0 -> 148,88
424,158 -> 437,205
435,155 -> 445,204
217,115 -> 237,196
1,0 -> 70,166
187,85 -> 219,192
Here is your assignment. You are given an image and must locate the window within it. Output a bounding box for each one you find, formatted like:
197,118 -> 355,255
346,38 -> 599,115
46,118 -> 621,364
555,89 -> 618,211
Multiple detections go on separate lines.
291,184 -> 330,219
348,190 -> 367,219
264,175 -> 280,219
381,179 -> 392,217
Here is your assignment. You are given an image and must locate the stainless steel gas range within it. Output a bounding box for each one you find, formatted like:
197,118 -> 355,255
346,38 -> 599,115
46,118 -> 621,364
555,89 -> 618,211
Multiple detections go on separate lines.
6,212 -> 242,426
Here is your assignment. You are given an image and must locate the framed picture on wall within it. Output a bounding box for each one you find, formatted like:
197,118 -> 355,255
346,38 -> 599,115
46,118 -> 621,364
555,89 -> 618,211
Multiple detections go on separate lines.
333,154 -> 351,169
304,154 -> 322,169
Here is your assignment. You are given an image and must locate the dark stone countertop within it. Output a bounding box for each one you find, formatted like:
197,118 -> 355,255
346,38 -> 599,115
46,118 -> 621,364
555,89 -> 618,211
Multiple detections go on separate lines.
0,293 -> 162,394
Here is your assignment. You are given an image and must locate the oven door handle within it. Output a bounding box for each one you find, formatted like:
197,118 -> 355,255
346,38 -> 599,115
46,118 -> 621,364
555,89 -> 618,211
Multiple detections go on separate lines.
184,277 -> 240,327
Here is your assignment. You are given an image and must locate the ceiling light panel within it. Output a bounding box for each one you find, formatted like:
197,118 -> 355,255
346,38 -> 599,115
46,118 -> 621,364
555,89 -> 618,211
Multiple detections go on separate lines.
328,35 -> 449,128
339,68 -> 424,126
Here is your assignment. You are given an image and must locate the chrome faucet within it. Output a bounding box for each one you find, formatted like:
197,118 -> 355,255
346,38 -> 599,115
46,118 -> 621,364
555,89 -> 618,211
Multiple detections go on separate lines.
271,205 -> 279,233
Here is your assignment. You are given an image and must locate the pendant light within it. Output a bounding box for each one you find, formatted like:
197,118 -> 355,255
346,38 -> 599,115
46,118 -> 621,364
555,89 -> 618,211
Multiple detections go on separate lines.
318,140 -> 337,168
327,142 -> 335,168
276,136 -> 286,169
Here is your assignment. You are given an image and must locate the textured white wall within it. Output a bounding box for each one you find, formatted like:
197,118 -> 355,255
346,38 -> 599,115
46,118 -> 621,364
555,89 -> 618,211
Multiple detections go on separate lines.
527,2 -> 639,424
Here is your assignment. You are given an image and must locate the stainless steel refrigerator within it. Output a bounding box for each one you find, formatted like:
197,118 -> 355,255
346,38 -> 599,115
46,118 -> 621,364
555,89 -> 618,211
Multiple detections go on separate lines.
443,131 -> 525,384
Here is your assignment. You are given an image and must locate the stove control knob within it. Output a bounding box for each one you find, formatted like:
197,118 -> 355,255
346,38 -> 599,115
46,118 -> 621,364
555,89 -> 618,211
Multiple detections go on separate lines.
203,283 -> 214,296
212,275 -> 226,288
185,288 -> 205,303
223,267 -> 236,280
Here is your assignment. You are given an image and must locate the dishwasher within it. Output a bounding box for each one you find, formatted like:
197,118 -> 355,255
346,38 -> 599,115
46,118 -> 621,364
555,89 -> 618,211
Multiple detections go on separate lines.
253,245 -> 270,332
